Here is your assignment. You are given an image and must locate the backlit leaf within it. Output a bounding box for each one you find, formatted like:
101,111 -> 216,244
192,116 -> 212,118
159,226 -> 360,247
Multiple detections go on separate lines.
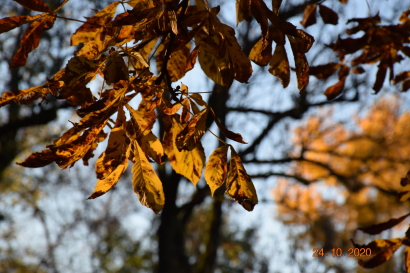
0,85 -> 51,107
269,44 -> 290,88
88,150 -> 129,199
104,51 -> 129,85
10,14 -> 56,67
176,108 -> 208,151
163,115 -> 205,185
0,14 -> 42,34
131,140 -> 165,214
226,147 -> 258,211
205,145 -> 229,196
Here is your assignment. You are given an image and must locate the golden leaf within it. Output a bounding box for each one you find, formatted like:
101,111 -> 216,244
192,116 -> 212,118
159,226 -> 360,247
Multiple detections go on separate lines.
139,132 -> 164,164
0,85 -> 51,107
226,147 -> 258,211
71,1 -> 120,52
95,111 -> 128,179
131,140 -> 165,214
205,145 -> 229,196
167,43 -> 191,82
189,93 -> 208,107
88,151 -> 129,199
163,115 -> 205,185
176,108 -> 208,151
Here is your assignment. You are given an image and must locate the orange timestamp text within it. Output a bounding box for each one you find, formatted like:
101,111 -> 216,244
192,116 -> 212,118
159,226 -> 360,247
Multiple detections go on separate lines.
312,248 -> 372,257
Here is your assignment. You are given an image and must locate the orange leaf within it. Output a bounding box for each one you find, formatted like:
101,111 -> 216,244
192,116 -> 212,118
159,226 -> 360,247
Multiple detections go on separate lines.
13,0 -> 51,12
10,14 -> 56,67
0,14 -> 42,34
309,63 -> 339,79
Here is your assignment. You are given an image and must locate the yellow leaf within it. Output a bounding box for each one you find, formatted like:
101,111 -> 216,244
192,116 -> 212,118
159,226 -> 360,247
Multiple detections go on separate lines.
131,140 -> 165,214
88,150 -> 129,199
176,108 -> 208,151
226,147 -> 258,211
95,123 -> 128,179
139,131 -> 164,164
167,43 -> 191,82
205,145 -> 229,196
189,93 -> 208,107
71,1 -> 120,52
163,115 -> 205,185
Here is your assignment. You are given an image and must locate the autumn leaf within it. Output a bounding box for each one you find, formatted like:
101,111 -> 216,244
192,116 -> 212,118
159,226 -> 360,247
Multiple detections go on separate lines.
104,51 -> 129,85
205,145 -> 229,196
95,107 -> 128,179
163,115 -> 205,185
0,14 -> 42,34
319,5 -> 339,25
300,4 -> 317,28
358,239 -> 403,269
71,1 -> 120,53
269,44 -> 290,88
167,43 -> 191,82
358,213 -> 410,235
176,108 -> 208,151
309,63 -> 339,79
209,107 -> 247,144
226,147 -> 258,211
324,78 -> 346,100
10,14 -> 56,67
405,247 -> 410,273
88,151 -> 129,199
0,85 -> 52,107
13,0 -> 51,12
131,140 -> 165,214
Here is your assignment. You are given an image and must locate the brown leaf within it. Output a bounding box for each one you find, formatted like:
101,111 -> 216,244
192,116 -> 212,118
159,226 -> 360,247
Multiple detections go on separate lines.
104,51 -> 129,85
236,0 -> 251,24
0,14 -> 42,34
0,85 -> 51,107
209,107 -> 247,144
185,46 -> 199,73
268,44 -> 290,88
205,145 -> 229,196
272,0 -> 283,15
300,4 -> 317,28
358,240 -> 403,269
10,14 -> 56,67
319,5 -> 339,25
249,37 -> 272,67
402,79 -> 410,92
309,63 -> 339,79
226,147 -> 258,211
373,60 -> 388,93
324,78 -> 346,100
338,64 -> 350,80
393,71 -> 410,85
358,213 -> 410,235
13,0 -> 51,12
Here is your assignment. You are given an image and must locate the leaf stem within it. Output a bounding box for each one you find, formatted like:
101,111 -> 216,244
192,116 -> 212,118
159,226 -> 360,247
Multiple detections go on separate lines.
206,128 -> 228,145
